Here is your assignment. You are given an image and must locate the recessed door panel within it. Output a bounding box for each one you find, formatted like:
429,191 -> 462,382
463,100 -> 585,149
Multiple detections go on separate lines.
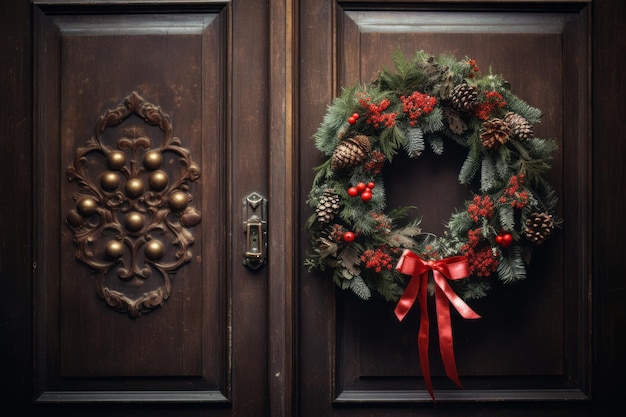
298,2 -> 590,412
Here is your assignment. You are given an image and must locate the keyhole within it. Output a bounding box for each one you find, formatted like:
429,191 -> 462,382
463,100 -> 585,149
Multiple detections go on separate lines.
250,228 -> 259,253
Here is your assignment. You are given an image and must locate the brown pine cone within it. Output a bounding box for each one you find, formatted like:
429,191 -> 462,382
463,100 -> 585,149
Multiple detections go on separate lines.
450,84 -> 479,112
480,118 -> 510,150
504,112 -> 533,141
315,190 -> 341,224
330,135 -> 371,171
524,212 -> 555,245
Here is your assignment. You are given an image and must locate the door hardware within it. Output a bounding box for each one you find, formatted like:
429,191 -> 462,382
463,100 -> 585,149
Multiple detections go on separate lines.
243,192 -> 267,270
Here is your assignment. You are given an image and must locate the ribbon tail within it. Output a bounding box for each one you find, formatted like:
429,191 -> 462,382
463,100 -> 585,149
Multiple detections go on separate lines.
416,276 -> 435,401
394,271 -> 423,322
434,269 -> 481,320
434,277 -> 463,390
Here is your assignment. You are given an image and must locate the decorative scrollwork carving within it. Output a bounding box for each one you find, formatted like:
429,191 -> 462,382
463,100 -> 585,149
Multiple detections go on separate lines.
66,92 -> 201,317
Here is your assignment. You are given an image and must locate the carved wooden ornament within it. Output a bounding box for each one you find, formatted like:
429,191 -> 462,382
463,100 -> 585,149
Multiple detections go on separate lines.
66,92 -> 201,317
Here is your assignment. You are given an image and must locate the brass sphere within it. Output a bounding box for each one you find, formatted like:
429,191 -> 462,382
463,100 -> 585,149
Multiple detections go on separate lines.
100,171 -> 120,191
143,151 -> 163,170
169,191 -> 189,211
125,178 -> 144,198
149,170 -> 168,191
104,240 -> 124,259
144,239 -> 164,261
107,150 -> 126,170
124,211 -> 144,232
77,197 -> 97,217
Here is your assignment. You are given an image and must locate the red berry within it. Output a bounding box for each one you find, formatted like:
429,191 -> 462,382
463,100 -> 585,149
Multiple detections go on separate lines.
360,190 -> 372,202
502,233 -> 513,247
356,182 -> 367,192
343,231 -> 355,242
347,186 -> 359,197
348,116 -> 356,125
367,182 -> 375,189
352,112 -> 360,120
495,235 -> 503,244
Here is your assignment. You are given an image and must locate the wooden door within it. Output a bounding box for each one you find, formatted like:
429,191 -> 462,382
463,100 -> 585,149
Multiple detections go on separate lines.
25,0 -> 289,416
2,0 -> 626,416
297,1 -> 594,415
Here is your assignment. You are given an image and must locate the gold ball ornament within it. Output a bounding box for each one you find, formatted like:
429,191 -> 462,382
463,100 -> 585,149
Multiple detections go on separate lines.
125,178 -> 144,198
107,150 -> 126,170
77,197 -> 97,217
100,171 -> 120,191
144,239 -> 164,261
124,211 -> 144,232
149,170 -> 168,191
104,240 -> 124,259
169,191 -> 189,211
143,150 -> 163,170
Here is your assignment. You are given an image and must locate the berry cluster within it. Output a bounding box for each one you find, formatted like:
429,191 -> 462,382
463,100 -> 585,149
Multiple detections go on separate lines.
461,228 -> 499,277
467,245 -> 500,277
363,150 -> 386,174
474,90 -> 506,120
370,211 -> 392,232
495,230 -> 513,248
357,93 -> 397,129
499,174 -> 529,209
467,58 -> 480,78
330,224 -> 345,242
347,112 -> 360,125
400,91 -> 437,126
467,195 -> 494,222
361,245 -> 397,272
347,181 -> 375,202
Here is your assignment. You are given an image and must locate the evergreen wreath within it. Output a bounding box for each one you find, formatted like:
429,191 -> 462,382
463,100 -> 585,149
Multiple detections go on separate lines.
305,50 -> 560,303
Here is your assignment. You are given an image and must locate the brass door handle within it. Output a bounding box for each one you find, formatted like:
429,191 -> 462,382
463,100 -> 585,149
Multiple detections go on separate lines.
242,192 -> 267,270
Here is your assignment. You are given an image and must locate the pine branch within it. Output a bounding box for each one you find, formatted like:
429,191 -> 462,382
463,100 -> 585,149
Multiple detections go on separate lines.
379,125 -> 407,160
480,154 -> 497,192
457,279 -> 491,300
497,245 -> 527,284
497,205 -> 515,232
526,137 -> 558,160
459,144 -> 481,184
314,85 -> 363,155
349,276 -> 372,300
421,107 -> 444,133
428,135 -> 445,155
405,127 -> 425,157
500,89 -> 543,124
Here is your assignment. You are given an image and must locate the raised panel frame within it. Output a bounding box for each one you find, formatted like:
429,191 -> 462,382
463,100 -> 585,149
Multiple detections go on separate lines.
33,2 -> 231,404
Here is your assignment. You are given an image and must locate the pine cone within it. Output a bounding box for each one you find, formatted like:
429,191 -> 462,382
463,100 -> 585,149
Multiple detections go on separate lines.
315,190 -> 341,224
450,84 -> 479,112
443,107 -> 468,135
330,135 -> 371,171
480,118 -> 510,150
420,56 -> 445,78
435,69 -> 456,100
504,112 -> 533,141
524,212 -> 555,245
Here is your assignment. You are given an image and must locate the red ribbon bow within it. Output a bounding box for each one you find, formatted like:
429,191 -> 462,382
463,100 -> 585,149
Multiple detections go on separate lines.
395,249 -> 481,402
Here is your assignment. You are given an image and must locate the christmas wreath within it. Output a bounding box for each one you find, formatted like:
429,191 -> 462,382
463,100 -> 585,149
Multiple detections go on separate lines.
304,50 -> 560,400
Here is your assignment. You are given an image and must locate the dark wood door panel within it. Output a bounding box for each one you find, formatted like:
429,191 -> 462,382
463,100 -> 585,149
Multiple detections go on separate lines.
298,1 -> 590,412
34,4 -> 232,404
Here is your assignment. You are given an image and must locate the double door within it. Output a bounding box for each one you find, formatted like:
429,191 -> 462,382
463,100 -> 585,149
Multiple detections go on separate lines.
8,0 -> 596,416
